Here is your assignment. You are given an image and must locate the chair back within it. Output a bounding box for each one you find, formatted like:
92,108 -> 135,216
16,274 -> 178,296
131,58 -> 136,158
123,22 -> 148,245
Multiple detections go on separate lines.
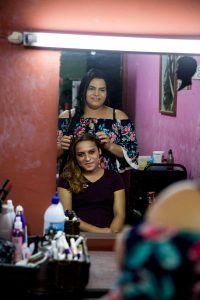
128,163 -> 187,217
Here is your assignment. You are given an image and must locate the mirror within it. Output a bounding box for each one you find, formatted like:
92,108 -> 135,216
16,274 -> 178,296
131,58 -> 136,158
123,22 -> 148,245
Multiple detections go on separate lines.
58,49 -> 200,180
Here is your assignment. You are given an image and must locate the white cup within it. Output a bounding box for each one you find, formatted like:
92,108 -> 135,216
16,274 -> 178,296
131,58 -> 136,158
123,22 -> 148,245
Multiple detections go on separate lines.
153,151 -> 164,163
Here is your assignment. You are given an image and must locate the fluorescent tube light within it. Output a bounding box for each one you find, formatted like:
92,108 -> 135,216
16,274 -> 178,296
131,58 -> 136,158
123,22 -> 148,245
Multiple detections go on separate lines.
23,32 -> 200,55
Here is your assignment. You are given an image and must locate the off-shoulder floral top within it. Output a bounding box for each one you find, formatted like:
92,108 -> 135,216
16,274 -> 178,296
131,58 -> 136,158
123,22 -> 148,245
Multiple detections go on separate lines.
58,112 -> 139,173
105,223 -> 200,300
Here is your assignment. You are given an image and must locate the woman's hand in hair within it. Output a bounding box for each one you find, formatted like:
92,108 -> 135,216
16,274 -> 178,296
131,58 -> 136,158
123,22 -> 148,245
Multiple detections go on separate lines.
57,135 -> 73,158
60,135 -> 73,150
96,131 -> 112,151
96,131 -> 124,158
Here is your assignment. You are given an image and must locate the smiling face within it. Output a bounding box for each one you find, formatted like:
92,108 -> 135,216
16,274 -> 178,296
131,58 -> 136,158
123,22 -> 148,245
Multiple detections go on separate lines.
85,78 -> 107,110
75,140 -> 101,172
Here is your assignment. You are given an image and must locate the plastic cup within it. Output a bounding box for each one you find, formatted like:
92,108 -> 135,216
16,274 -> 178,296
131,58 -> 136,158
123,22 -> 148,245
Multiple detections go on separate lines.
153,151 -> 164,163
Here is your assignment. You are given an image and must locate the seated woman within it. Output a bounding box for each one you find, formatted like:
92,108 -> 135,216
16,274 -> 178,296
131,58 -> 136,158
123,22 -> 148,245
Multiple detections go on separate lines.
105,180 -> 200,300
57,133 -> 126,234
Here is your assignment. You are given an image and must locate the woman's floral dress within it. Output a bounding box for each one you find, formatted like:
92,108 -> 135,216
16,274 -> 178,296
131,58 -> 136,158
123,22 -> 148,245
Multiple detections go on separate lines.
105,223 -> 200,300
58,116 -> 138,173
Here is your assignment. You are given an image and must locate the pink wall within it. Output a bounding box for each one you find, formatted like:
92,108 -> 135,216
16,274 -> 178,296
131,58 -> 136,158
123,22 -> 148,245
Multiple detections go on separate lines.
126,54 -> 200,179
1,1 -> 200,36
0,43 -> 59,235
0,0 -> 200,234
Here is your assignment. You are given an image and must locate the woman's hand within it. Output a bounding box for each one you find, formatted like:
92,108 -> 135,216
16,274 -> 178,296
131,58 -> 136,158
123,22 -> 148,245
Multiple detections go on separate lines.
96,131 -> 112,151
101,227 -> 112,233
80,219 -> 112,233
96,131 -> 124,158
60,135 -> 73,150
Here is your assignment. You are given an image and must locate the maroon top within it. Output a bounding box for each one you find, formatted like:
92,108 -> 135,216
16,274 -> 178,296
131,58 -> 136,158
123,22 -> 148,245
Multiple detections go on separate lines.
58,170 -> 124,228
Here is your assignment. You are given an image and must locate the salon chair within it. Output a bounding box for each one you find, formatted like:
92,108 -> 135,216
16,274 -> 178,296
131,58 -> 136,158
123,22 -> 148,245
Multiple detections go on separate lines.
126,163 -> 187,224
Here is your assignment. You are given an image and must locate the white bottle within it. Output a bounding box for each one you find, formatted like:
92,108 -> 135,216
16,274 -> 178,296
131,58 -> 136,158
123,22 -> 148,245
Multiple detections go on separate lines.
7,199 -> 16,224
43,192 -> 65,235
0,204 -> 13,240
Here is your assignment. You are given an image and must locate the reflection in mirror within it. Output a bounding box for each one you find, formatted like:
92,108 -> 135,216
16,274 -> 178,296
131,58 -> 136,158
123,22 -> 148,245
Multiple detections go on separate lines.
57,49 -> 200,232
176,56 -> 198,91
159,55 -> 177,116
58,50 -> 123,114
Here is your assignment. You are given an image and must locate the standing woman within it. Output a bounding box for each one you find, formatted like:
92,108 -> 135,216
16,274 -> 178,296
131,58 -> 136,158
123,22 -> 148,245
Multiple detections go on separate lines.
57,68 -> 138,174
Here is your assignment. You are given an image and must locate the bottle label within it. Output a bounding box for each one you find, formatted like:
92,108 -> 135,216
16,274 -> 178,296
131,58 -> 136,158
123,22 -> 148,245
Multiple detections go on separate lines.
45,221 -> 64,233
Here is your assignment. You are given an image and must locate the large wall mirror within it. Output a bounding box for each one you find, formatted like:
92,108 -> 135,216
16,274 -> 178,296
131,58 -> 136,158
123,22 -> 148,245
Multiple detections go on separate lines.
56,48 -> 200,234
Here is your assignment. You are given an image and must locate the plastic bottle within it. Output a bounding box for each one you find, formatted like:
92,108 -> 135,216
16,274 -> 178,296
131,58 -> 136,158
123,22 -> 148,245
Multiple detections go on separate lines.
43,192 -> 65,235
15,205 -> 27,243
167,149 -> 174,170
167,149 -> 174,164
12,216 -> 24,263
0,204 -> 13,240
7,199 -> 15,224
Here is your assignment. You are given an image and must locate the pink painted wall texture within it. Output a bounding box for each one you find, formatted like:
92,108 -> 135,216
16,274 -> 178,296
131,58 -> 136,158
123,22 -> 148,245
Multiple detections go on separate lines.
1,0 -> 200,36
125,54 -> 200,179
0,0 -> 200,234
0,43 -> 59,235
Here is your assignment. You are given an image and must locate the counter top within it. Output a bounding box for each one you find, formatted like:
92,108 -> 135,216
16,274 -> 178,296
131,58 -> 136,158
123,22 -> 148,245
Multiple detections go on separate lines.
82,232 -> 116,251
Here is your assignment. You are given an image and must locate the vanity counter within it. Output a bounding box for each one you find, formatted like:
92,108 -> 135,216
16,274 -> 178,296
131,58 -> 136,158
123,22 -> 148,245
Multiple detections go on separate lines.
82,232 -> 116,251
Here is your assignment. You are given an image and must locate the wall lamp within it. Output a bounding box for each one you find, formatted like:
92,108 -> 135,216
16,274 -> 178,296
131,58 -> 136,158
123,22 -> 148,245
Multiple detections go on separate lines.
21,32 -> 200,55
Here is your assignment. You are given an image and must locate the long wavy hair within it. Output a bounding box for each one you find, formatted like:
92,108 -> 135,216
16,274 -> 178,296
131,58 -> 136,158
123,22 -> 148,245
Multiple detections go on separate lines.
62,133 -> 102,194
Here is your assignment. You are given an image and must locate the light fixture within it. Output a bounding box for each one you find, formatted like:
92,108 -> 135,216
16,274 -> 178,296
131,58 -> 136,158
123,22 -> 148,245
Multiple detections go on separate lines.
8,32 -> 23,44
23,32 -> 200,55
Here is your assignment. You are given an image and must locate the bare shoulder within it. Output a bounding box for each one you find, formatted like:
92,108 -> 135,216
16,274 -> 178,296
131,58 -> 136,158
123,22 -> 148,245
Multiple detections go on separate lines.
59,108 -> 76,119
115,109 -> 129,120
